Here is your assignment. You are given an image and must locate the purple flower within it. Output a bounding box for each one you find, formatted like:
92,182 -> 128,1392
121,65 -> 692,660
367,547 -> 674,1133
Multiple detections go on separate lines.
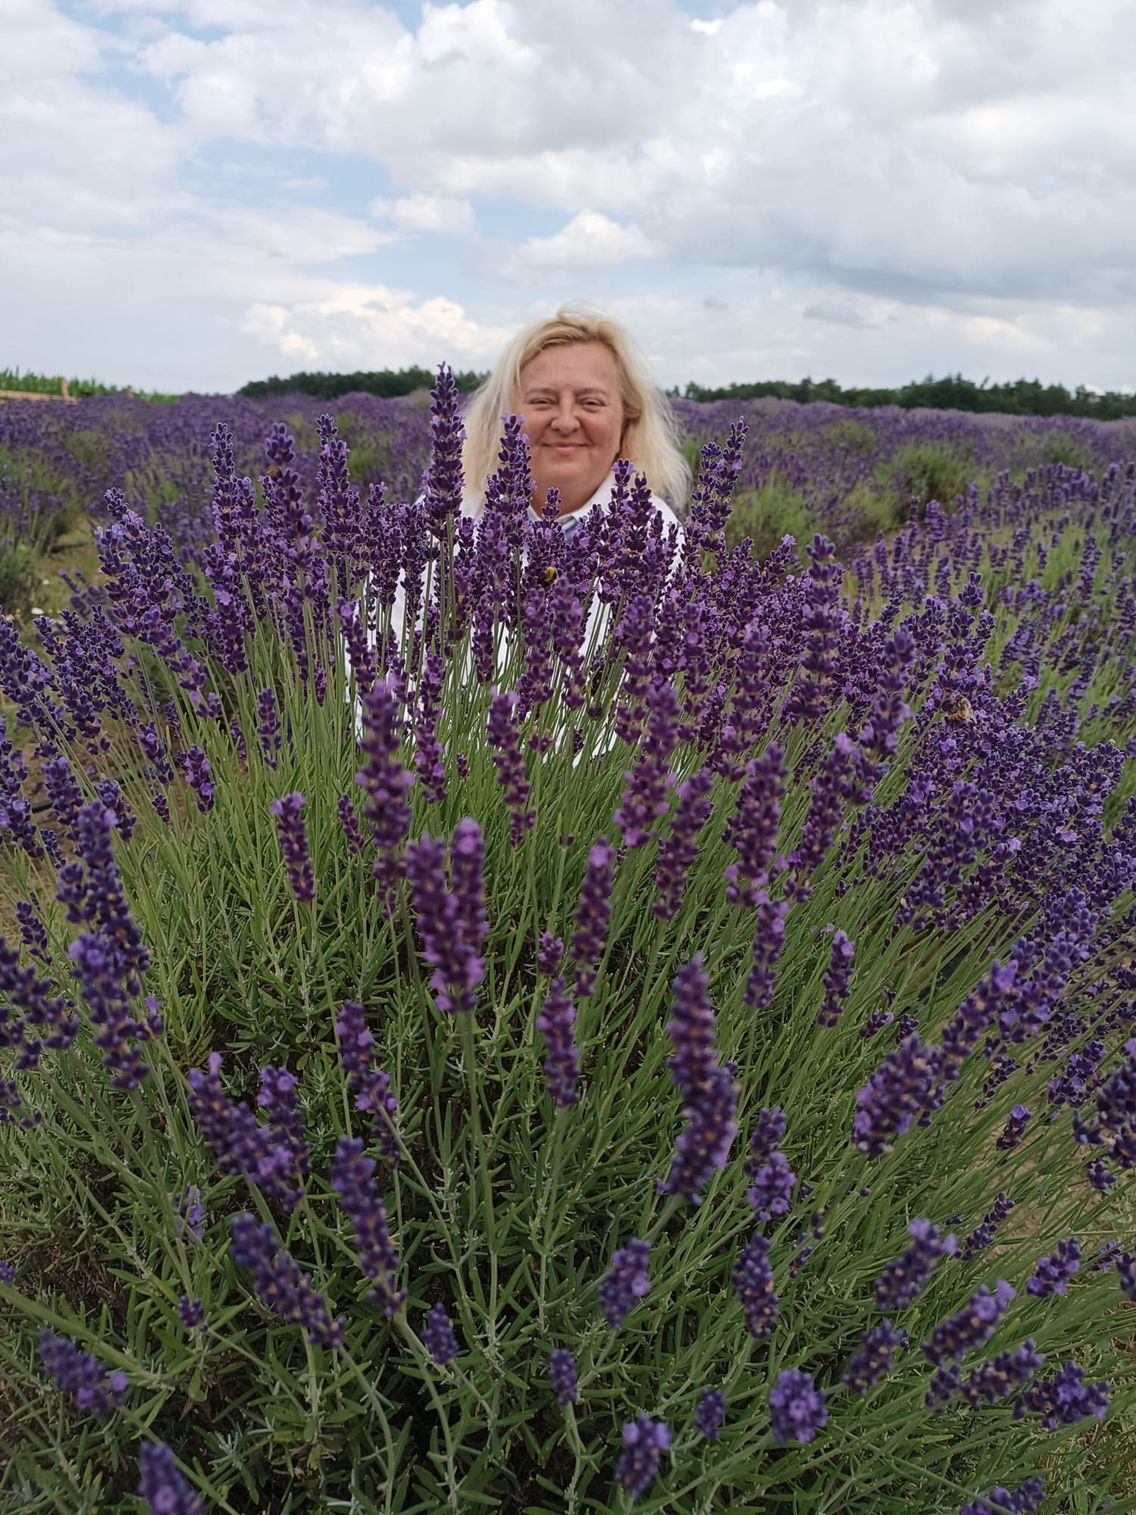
843,1320 -> 907,1395
256,1065 -> 311,1180
874,1219 -> 957,1310
334,1001 -> 400,1166
269,793 -> 314,903
187,1052 -> 304,1211
412,649 -> 447,807
744,1107 -> 797,1224
599,1238 -> 651,1330
421,1301 -> 460,1365
960,1477 -> 1045,1515
536,977 -> 580,1109
405,820 -> 489,1017
487,691 -> 535,844
768,1368 -> 827,1445
257,688 -> 281,768
744,890 -> 789,1011
852,1034 -> 944,1156
176,745 -> 215,814
659,955 -> 738,1202
1014,1361 -> 1109,1427
570,838 -> 613,998
961,1193 -> 1014,1261
613,1414 -> 669,1500
137,1441 -> 204,1515
356,675 -> 413,910
338,793 -> 367,854
922,1281 -> 1016,1365
229,1213 -> 343,1346
652,767 -> 714,919
817,929 -> 855,1028
38,1330 -> 127,1418
548,1349 -> 578,1407
732,1232 -> 778,1339
174,1185 -> 204,1241
695,1387 -> 725,1440
955,1342 -> 1044,1407
178,1296 -> 206,1330
0,1259 -> 16,1283
1026,1237 -> 1080,1296
723,744 -> 783,906
996,1104 -> 1030,1150
615,677 -> 680,849
537,932 -> 563,976
329,1136 -> 406,1317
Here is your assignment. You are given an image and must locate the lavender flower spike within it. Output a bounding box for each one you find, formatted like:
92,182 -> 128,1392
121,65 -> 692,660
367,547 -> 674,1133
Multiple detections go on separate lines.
536,976 -> 580,1108
599,1238 -> 651,1329
329,1137 -> 406,1317
960,1479 -> 1045,1515
422,1301 -> 460,1365
659,953 -> 739,1203
269,793 -> 314,903
229,1213 -> 343,1347
614,1414 -> 669,1500
769,1368 -> 827,1445
570,838 -> 612,998
695,1387 -> 725,1440
137,1442 -> 205,1515
922,1281 -> 1016,1364
874,1219 -> 957,1311
38,1330 -> 128,1418
548,1349 -> 579,1407
334,1000 -> 400,1164
1026,1237 -> 1081,1296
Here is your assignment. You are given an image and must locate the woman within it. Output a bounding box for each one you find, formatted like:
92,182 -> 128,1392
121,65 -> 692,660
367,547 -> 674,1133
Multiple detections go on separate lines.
459,306 -> 690,532
352,308 -> 689,721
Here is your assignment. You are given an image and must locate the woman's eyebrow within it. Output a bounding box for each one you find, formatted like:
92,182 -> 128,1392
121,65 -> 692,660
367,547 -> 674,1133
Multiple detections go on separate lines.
521,384 -> 611,398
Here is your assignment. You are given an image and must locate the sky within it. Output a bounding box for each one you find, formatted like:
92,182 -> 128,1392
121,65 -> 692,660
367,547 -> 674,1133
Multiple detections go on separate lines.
3,0 -> 1135,395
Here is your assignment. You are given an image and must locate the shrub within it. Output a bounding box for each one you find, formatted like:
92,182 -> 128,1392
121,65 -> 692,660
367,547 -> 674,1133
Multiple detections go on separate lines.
0,379 -> 1134,1513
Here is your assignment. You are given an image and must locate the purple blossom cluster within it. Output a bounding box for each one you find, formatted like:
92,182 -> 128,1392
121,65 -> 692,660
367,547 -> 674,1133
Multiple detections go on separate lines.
599,1238 -> 651,1330
187,1052 -> 306,1211
334,1001 -> 400,1164
875,1219 -> 957,1310
732,1232 -> 779,1339
743,1106 -> 797,1224
421,1301 -> 460,1365
535,977 -> 580,1109
658,955 -> 738,1202
1026,1237 -> 1081,1296
548,1349 -> 578,1408
960,1478 -> 1045,1515
1013,1361 -> 1109,1427
404,819 -> 489,1016
269,792 -> 314,903
613,1414 -> 669,1500
843,1319 -> 907,1395
768,1368 -> 827,1444
329,1137 -> 405,1317
922,1281 -> 1016,1365
960,1193 -> 1014,1261
38,1330 -> 127,1418
570,838 -> 613,998
695,1387 -> 725,1440
229,1213 -> 343,1346
137,1442 -> 205,1515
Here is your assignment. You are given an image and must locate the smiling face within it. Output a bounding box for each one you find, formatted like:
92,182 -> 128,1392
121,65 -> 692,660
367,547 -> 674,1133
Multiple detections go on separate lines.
515,341 -> 626,515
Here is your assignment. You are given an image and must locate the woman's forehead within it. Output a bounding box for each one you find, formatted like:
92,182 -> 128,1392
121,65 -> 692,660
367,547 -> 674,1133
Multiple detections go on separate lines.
518,342 -> 620,392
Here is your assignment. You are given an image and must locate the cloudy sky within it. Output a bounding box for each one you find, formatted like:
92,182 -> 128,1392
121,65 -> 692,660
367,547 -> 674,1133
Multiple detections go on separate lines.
4,0 -> 1134,394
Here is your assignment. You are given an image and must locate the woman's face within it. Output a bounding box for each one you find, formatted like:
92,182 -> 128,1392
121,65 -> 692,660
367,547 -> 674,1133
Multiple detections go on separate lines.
515,341 -> 626,515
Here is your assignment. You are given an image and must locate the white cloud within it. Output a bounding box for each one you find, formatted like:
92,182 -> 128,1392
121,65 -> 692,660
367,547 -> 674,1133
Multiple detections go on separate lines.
370,193 -> 476,234
510,211 -> 656,271
240,289 -> 511,371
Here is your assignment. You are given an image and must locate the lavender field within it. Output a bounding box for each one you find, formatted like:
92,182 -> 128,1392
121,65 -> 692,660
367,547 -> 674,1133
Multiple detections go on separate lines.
1,379 -> 1134,1513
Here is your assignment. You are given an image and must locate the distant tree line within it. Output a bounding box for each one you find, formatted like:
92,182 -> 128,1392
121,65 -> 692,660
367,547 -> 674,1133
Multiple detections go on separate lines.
677,372 -> 1136,420
237,367 -> 486,400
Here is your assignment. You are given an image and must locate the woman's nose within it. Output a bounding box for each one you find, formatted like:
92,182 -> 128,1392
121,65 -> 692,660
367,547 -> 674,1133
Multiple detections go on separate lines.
551,398 -> 580,432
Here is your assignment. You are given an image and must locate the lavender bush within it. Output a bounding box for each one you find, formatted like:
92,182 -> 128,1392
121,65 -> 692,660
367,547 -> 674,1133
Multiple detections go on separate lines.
0,370 -> 1134,1512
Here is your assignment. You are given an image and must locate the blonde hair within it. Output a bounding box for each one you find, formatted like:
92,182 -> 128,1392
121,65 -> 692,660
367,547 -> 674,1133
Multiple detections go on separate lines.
461,306 -> 692,511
